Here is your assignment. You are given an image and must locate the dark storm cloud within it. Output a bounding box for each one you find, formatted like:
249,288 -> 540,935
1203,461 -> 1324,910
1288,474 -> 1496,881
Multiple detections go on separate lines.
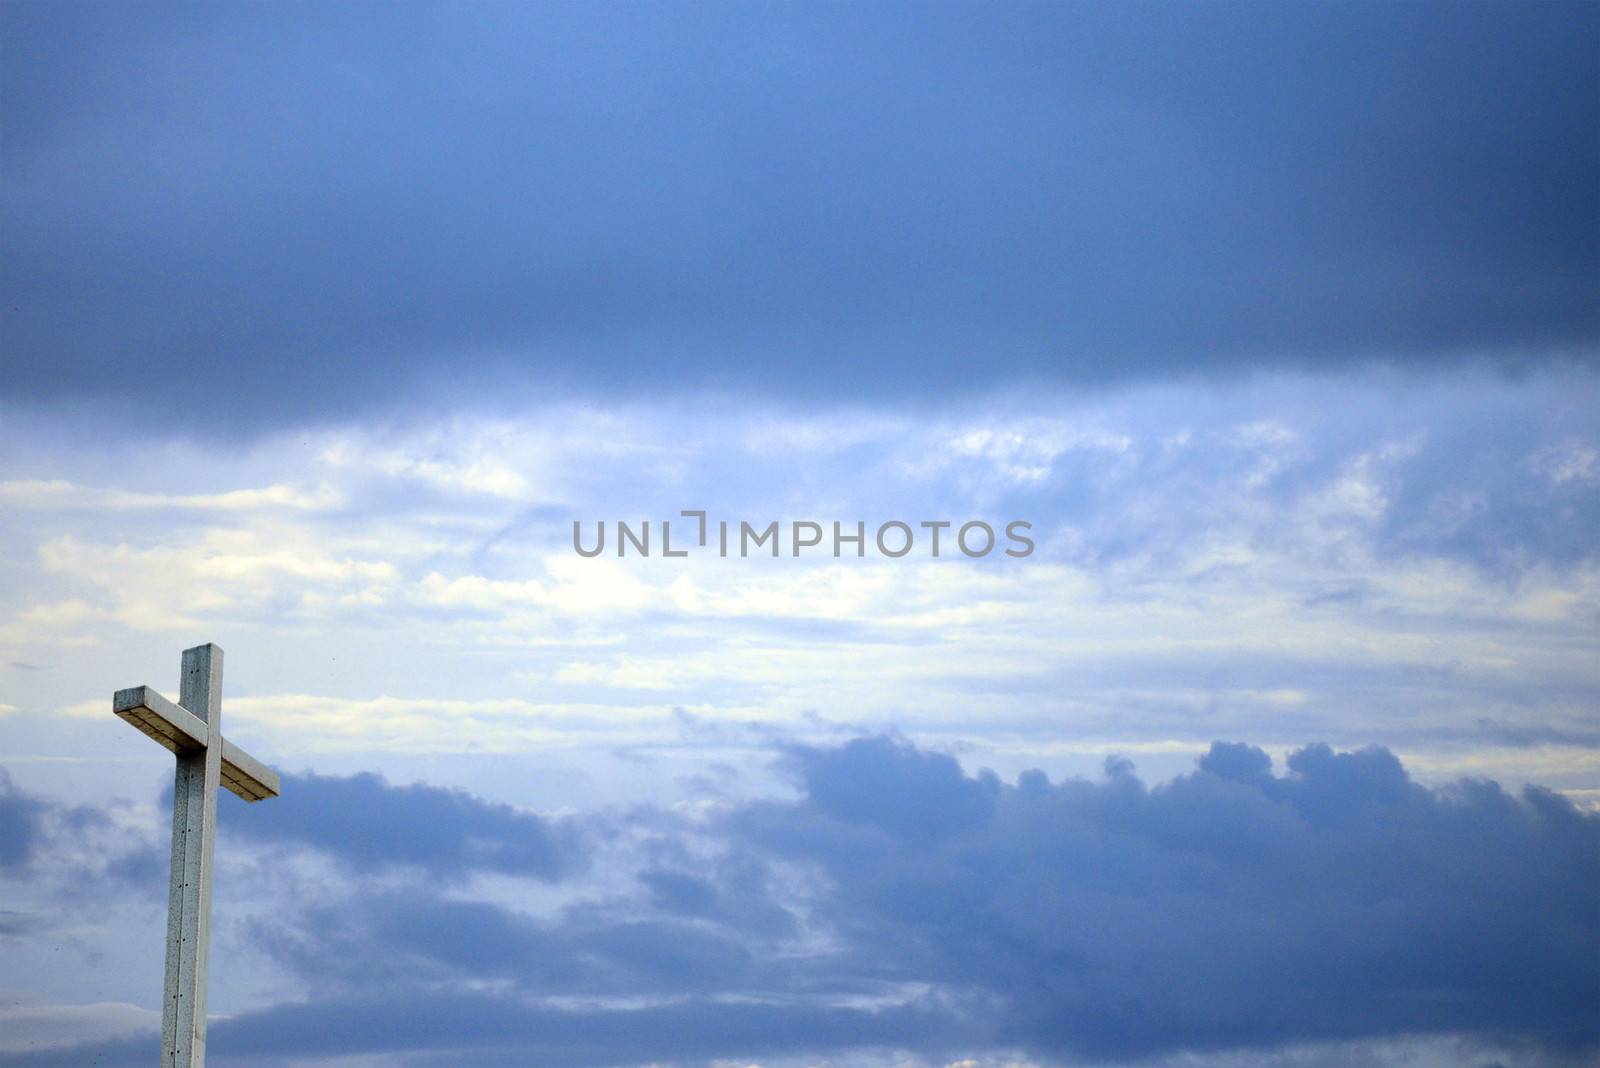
0,767 -> 114,875
246,893 -> 772,997
28,736 -> 1598,1067
0,769 -> 46,869
5,993 -> 962,1068
2,2 -> 1596,432
739,737 -> 1600,1061
222,770 -> 579,879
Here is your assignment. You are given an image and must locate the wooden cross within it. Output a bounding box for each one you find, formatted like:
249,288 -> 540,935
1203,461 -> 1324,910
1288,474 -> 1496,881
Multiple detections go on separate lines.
113,643 -> 280,1068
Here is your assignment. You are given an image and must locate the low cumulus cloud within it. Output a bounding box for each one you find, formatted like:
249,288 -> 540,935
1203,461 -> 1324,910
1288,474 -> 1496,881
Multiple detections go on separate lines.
742,738 -> 1599,1061
222,770 -> 582,880
5,736 -> 1595,1067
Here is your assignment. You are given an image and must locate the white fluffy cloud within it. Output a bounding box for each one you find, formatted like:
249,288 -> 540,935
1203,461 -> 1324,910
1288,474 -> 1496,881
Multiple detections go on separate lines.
0,372 -> 1596,804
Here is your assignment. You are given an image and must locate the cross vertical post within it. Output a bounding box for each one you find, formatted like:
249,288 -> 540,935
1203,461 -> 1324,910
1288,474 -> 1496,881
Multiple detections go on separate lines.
113,643 -> 280,1068
165,644 -> 223,1068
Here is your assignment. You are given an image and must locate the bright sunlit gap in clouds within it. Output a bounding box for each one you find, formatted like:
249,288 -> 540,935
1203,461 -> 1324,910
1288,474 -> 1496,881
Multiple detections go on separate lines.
4,372 -> 1596,800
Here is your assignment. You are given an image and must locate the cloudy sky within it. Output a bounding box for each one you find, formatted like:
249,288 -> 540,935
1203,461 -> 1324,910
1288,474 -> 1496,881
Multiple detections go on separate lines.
1,3 -> 1597,1067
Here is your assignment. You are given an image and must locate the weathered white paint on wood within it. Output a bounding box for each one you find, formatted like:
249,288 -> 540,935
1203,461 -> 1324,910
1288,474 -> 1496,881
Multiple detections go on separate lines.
113,644 -> 279,1068
114,684 -> 281,801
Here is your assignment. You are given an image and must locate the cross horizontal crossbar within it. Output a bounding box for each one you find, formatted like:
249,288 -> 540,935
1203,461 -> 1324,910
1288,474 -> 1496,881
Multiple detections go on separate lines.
113,686 -> 280,802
